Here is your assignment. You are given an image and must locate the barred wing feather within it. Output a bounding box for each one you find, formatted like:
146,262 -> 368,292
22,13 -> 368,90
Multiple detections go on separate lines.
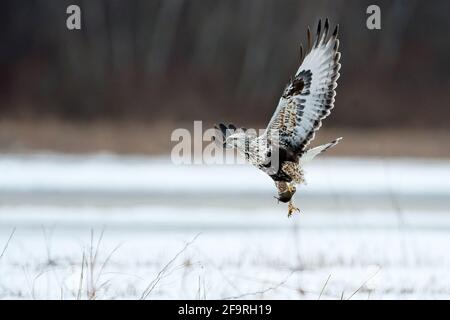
266,19 -> 341,155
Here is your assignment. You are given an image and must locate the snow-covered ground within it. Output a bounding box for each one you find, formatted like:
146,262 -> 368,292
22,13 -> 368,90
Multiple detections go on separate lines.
0,154 -> 450,299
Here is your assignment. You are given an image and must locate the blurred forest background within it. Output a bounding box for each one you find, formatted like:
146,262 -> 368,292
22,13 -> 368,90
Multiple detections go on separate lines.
0,0 -> 449,156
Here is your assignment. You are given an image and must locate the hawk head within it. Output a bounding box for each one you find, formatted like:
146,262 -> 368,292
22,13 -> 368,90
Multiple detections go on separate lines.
214,123 -> 249,152
225,132 -> 247,150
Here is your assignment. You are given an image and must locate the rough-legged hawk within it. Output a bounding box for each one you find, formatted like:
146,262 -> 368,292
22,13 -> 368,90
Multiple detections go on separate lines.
215,19 -> 342,217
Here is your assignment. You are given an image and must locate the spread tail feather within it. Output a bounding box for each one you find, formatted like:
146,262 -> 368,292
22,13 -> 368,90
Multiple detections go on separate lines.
299,137 -> 342,164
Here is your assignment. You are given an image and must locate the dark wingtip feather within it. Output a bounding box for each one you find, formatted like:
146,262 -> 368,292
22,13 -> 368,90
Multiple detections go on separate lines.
315,19 -> 322,47
218,123 -> 228,136
323,18 -> 329,41
333,24 -> 339,38
307,27 -> 311,51
299,44 -> 303,61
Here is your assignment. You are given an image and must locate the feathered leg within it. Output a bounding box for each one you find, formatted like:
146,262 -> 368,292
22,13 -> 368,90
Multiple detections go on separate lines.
287,201 -> 300,217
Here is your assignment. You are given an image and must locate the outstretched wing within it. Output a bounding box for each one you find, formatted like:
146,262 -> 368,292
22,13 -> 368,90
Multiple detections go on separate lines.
266,19 -> 341,155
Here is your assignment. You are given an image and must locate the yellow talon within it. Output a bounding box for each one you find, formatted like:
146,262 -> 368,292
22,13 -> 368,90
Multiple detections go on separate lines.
287,183 -> 296,193
287,201 -> 300,217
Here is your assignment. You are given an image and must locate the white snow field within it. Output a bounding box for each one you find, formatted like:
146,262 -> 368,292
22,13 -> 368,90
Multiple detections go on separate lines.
0,154 -> 450,299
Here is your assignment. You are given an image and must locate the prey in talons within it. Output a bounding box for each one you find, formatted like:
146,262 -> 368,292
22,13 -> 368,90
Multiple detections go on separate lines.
275,181 -> 300,217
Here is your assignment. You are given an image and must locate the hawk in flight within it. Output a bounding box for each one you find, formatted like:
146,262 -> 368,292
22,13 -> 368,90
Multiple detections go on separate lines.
215,19 -> 342,217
